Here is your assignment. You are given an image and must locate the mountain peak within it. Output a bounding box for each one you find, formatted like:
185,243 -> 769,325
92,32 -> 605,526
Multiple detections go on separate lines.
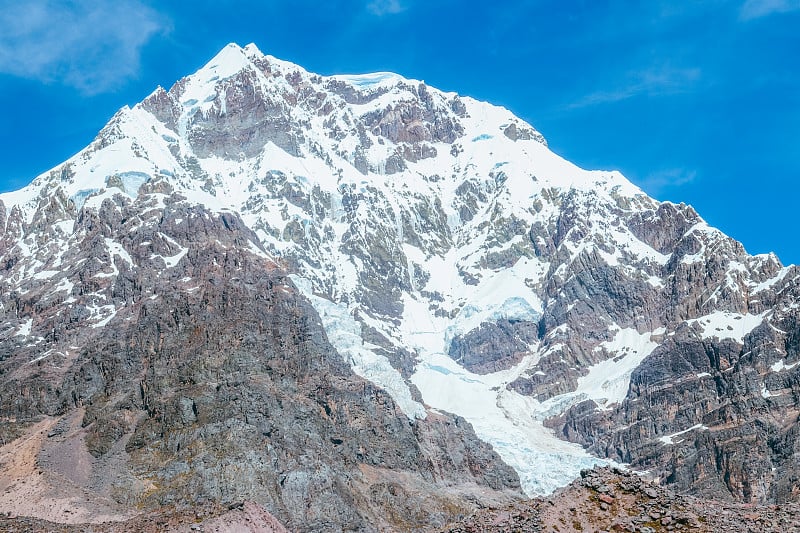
242,42 -> 262,56
196,42 -> 255,81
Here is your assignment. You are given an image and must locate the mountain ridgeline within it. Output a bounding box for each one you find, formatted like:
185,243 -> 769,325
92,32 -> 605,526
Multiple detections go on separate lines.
0,43 -> 798,530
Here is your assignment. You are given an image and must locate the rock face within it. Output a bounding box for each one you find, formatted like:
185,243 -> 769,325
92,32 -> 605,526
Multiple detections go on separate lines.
1,41 -> 800,528
448,319 -> 539,374
442,466 -> 800,532
555,292 -> 800,504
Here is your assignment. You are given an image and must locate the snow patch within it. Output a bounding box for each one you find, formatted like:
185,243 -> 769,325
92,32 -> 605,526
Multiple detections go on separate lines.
576,328 -> 661,409
161,247 -> 188,268
771,360 -> 800,372
659,424 -> 708,445
15,319 -> 33,337
153,233 -> 188,268
529,327 -> 661,417
751,266 -> 792,293
88,305 -> 118,329
332,72 -> 405,88
105,238 -> 133,266
687,311 -> 765,343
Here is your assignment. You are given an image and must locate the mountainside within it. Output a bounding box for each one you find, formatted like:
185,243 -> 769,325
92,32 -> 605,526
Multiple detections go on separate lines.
1,42 -> 799,528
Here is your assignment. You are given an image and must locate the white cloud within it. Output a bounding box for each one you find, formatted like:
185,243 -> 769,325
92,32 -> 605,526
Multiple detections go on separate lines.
740,0 -> 800,19
568,66 -> 701,109
367,0 -> 407,16
0,0 -> 168,94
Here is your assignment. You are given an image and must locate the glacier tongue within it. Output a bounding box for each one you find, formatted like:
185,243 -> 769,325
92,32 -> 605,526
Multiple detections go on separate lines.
397,282 -> 608,496
294,268 -> 607,495
411,348 -> 606,496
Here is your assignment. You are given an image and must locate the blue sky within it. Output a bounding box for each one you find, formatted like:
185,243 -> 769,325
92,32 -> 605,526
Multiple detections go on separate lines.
0,0 -> 798,264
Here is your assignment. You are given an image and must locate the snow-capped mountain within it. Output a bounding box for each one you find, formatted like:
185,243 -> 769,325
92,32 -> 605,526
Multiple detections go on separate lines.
1,43 -> 799,526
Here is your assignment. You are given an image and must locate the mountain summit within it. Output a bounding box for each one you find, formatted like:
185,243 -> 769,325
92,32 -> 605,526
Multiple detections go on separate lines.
1,43 -> 799,529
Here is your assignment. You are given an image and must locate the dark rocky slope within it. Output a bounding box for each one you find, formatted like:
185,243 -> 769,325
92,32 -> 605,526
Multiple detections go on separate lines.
0,191 -> 521,531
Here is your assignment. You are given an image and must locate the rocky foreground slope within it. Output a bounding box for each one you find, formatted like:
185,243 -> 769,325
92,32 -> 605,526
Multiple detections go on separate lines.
443,466 -> 800,532
4,467 -> 799,532
1,42 -> 799,530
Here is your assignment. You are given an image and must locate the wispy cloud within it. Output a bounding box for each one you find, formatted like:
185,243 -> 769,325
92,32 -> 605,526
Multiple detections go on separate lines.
568,66 -> 701,109
367,0 -> 407,16
740,0 -> 800,20
640,168 -> 697,195
0,0 -> 169,94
